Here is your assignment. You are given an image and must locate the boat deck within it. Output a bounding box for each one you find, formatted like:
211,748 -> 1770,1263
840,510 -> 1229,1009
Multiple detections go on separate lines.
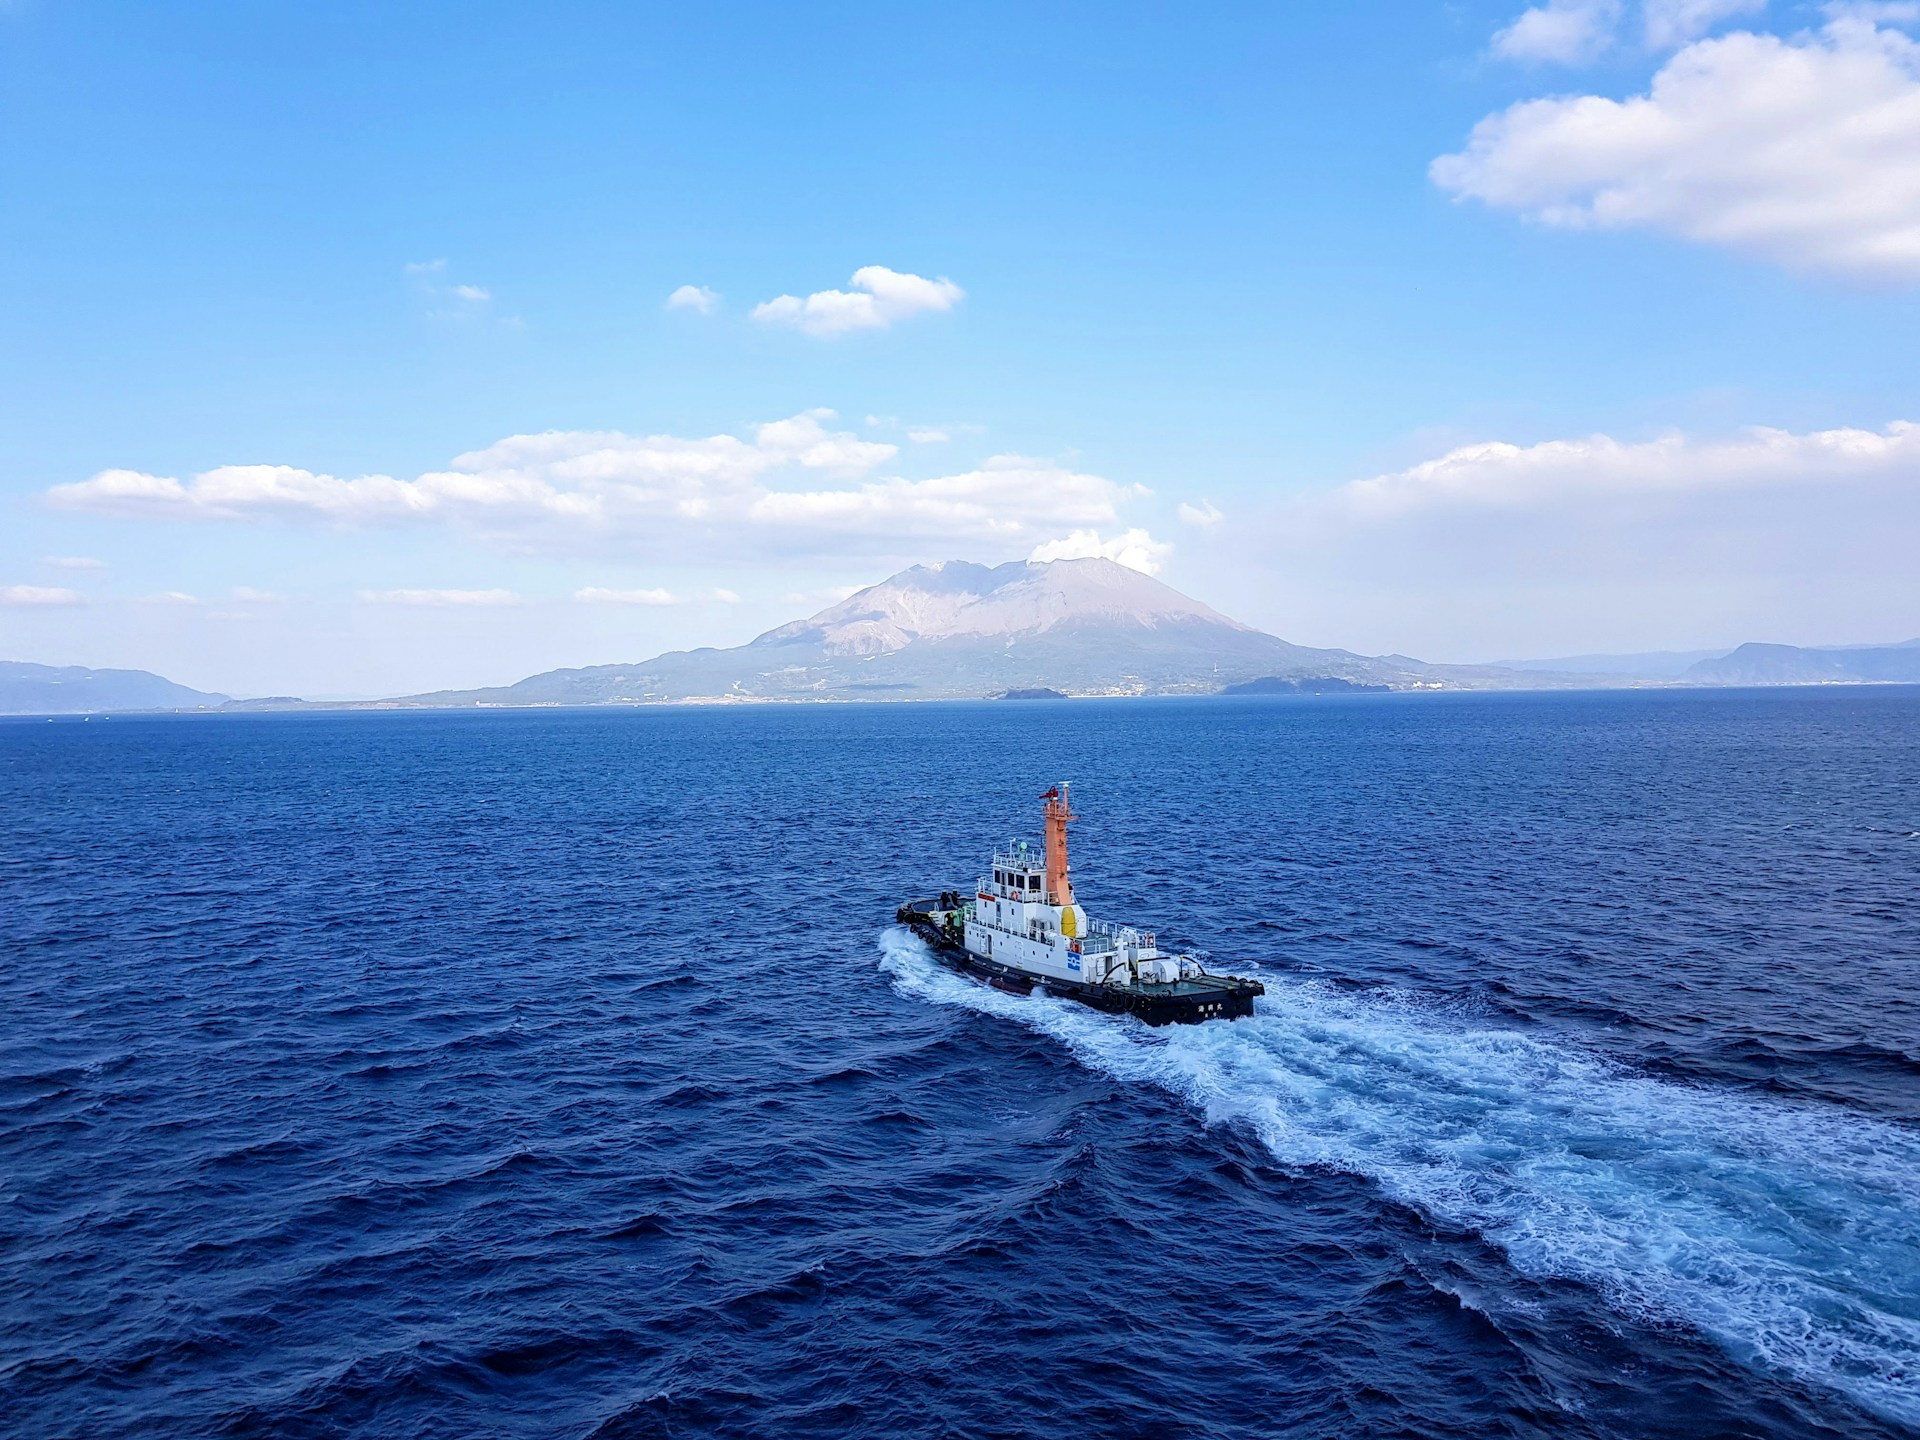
1121,977 -> 1240,998
897,896 -> 1257,996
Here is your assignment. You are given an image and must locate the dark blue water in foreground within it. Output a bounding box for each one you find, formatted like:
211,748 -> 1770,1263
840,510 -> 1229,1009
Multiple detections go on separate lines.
3,692 -> 1918,1439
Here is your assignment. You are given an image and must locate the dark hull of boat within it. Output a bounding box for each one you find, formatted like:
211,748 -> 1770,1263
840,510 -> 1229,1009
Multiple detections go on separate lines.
895,900 -> 1263,1026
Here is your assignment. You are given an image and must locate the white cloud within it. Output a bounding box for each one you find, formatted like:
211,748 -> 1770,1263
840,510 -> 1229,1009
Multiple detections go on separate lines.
752,266 -> 964,337
1343,421 -> 1920,515
1027,527 -> 1173,575
1177,499 -> 1224,527
666,284 -> 720,314
357,588 -> 521,607
1494,0 -> 1623,63
747,455 -> 1125,541
751,412 -> 899,476
231,586 -> 284,603
907,426 -> 951,443
47,414 -> 1141,566
1214,419 -> 1920,658
1643,0 -> 1764,49
40,555 -> 105,569
710,588 -> 742,604
1,584 -> 83,606
407,260 -> 496,316
51,464 -> 470,521
141,591 -> 201,605
1491,0 -> 1765,60
1433,17 -> 1920,281
576,586 -> 679,605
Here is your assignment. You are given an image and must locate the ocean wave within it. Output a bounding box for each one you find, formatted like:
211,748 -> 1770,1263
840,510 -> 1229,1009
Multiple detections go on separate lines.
878,927 -> 1920,1427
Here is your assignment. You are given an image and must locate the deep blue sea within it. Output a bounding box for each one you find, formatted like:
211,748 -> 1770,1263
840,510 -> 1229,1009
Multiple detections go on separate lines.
3,691 -> 1918,1439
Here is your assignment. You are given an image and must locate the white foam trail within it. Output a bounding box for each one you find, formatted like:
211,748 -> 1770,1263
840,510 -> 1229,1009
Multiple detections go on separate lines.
878,928 -> 1920,1425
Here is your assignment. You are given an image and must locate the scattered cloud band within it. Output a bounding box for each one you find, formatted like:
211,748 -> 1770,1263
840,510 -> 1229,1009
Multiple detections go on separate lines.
46,413 -> 1142,567
1213,417 -> 1920,661
576,587 -> 678,605
1,585 -> 84,607
357,589 -> 522,607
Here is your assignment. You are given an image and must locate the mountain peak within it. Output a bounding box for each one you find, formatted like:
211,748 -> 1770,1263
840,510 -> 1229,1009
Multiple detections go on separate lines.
752,556 -> 1253,656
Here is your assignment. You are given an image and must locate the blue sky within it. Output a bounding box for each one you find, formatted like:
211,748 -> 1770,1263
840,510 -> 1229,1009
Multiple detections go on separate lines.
3,0 -> 1917,696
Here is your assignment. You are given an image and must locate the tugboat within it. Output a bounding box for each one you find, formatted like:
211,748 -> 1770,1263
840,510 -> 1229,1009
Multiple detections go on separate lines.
896,784 -> 1265,1025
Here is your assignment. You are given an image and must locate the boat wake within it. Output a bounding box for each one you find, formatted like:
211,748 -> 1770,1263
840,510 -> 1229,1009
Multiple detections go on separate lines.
878,927 -> 1920,1426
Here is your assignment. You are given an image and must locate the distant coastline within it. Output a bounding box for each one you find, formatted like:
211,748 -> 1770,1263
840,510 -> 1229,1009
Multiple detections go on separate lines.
10,677 -> 1920,720
7,559 -> 1918,716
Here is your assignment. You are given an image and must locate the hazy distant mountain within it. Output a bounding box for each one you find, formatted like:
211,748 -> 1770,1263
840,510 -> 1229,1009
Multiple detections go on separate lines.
403,557 -> 1515,704
1494,648 -> 1726,679
1682,641 -> 1920,686
0,661 -> 228,715
30,570 -> 1914,712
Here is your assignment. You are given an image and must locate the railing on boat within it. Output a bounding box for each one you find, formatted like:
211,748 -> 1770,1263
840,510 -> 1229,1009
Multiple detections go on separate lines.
949,898 -> 1156,958
989,844 -> 1045,873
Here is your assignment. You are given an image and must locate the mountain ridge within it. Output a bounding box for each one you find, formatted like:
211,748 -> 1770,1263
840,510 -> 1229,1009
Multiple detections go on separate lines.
0,661 -> 228,715
387,557 -> 1514,706
1682,640 -> 1920,686
17,564 -> 1920,713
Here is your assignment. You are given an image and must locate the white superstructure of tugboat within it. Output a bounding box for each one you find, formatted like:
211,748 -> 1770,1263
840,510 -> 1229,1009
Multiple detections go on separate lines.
897,784 -> 1264,1025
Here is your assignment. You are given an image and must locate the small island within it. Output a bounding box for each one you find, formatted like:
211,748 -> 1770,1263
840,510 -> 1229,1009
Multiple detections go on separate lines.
1000,687 -> 1071,700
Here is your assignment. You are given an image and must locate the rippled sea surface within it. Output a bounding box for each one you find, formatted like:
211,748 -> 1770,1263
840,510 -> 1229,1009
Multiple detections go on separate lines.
4,691 -> 1918,1439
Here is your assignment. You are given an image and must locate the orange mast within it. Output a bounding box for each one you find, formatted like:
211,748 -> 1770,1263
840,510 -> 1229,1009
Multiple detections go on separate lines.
1042,783 -> 1076,906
